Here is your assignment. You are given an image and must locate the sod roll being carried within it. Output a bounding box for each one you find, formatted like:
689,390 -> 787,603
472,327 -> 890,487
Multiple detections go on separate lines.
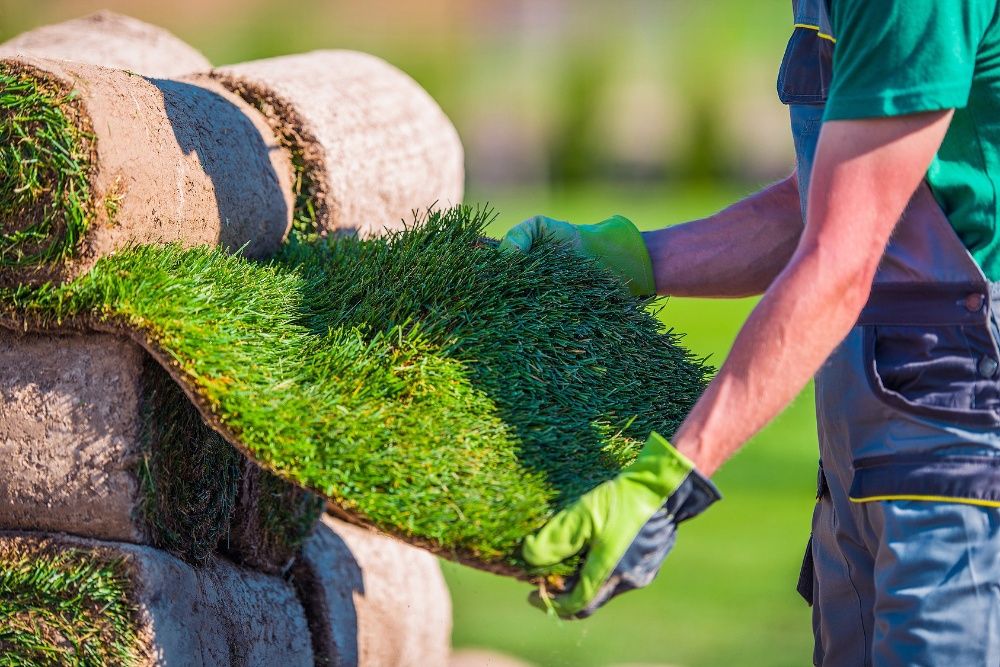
1,206 -> 711,578
212,50 -> 465,238
0,11 -> 212,78
0,56 -> 293,285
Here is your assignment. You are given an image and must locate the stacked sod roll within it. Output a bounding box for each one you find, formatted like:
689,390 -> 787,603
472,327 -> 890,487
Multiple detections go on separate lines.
1,17 -> 461,665
0,532 -> 315,665
0,332 -> 451,665
293,516 -> 452,667
0,519 -> 450,666
211,50 -> 465,238
0,330 -> 327,661
0,55 -> 295,285
0,11 -> 212,78
0,49 -> 465,286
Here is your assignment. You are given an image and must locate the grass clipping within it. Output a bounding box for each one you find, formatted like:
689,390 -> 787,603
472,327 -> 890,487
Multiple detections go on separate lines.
1,206 -> 710,576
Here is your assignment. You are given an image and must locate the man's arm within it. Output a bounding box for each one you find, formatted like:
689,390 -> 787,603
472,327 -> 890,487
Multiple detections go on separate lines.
642,173 -> 803,298
502,173 -> 804,299
672,110 -> 954,476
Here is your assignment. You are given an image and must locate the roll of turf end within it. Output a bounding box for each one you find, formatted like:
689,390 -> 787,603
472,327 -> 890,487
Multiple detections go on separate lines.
0,331 -> 322,572
0,532 -> 314,665
0,11 -> 212,78
212,50 -> 465,239
0,56 -> 294,286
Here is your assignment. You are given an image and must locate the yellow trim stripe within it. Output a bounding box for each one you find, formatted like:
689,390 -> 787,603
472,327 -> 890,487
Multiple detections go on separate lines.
793,23 -> 837,44
850,494 -> 1000,508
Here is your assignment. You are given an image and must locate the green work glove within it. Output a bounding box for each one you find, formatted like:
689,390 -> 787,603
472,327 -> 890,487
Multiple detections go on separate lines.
522,432 -> 720,618
500,215 -> 656,297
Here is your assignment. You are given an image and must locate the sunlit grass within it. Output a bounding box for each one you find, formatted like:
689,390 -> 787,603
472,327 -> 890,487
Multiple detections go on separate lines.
0,545 -> 139,666
0,66 -> 92,269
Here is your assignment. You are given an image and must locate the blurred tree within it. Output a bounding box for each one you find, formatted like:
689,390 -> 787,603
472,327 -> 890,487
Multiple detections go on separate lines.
547,49 -> 614,185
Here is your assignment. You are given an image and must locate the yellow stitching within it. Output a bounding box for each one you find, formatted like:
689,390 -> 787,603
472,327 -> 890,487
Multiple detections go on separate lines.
793,23 -> 838,43
849,494 -> 1000,508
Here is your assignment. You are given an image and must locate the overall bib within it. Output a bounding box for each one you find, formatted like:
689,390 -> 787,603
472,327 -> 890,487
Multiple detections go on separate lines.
780,2 -> 1000,665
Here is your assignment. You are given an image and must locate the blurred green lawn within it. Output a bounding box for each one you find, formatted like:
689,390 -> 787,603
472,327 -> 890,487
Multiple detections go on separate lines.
442,184 -> 817,667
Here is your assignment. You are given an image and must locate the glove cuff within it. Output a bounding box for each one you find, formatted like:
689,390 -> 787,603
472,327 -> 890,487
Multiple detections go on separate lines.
669,469 -> 721,523
577,215 -> 656,297
630,432 -> 721,517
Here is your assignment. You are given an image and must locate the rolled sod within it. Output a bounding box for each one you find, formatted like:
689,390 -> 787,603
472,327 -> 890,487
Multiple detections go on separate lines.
0,56 -> 294,286
212,50 -> 465,239
0,330 -> 321,571
0,11 -> 212,78
0,532 -> 314,666
1,206 -> 710,577
293,515 -> 451,667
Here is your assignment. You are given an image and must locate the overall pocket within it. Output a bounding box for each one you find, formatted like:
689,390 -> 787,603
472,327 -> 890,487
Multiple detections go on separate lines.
797,462 -> 828,606
776,25 -> 833,105
850,452 -> 1000,507
863,320 -> 1000,427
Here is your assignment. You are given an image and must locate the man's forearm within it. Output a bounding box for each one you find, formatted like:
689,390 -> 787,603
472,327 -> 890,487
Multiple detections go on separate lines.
670,244 -> 870,475
670,111 -> 954,476
642,174 -> 802,298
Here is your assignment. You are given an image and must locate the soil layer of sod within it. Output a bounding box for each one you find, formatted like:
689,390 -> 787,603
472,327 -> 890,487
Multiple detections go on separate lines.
0,206 -> 711,577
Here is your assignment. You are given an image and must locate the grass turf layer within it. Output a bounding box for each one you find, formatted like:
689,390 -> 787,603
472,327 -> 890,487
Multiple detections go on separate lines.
0,65 -> 92,269
0,544 -> 139,666
1,206 -> 710,574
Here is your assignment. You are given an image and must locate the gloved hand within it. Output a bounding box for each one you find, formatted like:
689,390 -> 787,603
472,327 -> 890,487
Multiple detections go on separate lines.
522,432 -> 719,618
499,214 -> 656,297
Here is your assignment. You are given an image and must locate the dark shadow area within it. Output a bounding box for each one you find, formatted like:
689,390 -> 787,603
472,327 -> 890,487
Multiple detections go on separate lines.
290,521 -> 365,667
138,354 -> 242,565
152,77 -> 289,258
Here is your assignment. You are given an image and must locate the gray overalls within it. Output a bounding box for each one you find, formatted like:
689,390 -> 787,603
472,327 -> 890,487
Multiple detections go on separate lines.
780,1 -> 1000,664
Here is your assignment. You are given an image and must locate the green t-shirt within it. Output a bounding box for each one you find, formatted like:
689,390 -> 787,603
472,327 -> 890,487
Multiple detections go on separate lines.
823,0 -> 1000,280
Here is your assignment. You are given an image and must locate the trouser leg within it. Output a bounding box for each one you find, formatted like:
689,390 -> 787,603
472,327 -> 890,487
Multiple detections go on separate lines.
812,496 -> 1000,666
867,500 -> 1000,667
811,490 -> 876,667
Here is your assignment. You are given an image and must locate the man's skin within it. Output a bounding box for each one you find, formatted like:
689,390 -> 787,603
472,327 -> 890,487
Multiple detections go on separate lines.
642,172 -> 802,299
647,110 -> 954,476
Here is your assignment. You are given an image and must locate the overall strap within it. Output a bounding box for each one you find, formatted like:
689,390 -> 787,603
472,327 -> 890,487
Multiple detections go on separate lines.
792,0 -> 833,40
778,0 -> 991,303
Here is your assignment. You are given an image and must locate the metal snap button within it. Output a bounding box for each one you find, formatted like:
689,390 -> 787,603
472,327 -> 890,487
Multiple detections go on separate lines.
979,356 -> 999,378
965,293 -> 986,312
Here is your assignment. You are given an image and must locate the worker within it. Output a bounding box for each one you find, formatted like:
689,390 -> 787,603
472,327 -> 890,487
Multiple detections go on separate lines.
503,1 -> 1000,664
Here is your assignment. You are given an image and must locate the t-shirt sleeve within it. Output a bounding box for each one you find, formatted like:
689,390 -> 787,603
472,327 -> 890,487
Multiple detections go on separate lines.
825,0 -> 995,121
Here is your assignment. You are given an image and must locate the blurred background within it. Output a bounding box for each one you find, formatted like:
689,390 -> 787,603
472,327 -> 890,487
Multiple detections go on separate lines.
1,2 -> 817,665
